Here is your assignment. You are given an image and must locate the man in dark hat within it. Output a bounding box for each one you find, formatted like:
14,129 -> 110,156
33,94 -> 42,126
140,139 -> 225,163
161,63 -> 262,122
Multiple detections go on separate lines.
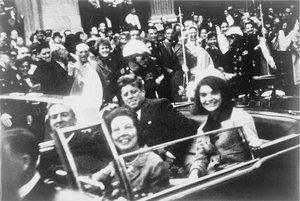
52,32 -> 63,45
35,29 -> 46,44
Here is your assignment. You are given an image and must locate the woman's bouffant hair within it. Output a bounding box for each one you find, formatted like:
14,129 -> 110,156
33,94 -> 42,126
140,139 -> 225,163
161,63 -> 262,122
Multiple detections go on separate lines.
191,76 -> 234,115
95,38 -> 111,50
104,106 -> 142,145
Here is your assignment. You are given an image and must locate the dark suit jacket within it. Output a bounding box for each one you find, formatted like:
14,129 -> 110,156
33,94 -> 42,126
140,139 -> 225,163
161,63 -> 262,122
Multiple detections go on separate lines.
138,98 -> 199,162
22,178 -> 57,201
40,130 -> 111,178
32,59 -> 70,95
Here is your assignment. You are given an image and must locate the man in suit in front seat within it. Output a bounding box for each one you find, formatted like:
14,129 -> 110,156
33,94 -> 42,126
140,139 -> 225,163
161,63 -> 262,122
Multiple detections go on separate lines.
2,127 -> 57,201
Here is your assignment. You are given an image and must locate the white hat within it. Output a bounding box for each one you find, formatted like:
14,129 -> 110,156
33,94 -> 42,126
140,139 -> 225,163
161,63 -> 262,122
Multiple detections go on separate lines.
122,40 -> 150,57
198,68 -> 226,82
186,69 -> 226,99
226,26 -> 243,36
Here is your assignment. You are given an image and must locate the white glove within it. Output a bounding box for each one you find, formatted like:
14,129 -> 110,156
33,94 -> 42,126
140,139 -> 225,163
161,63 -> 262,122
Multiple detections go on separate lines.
1,113 -> 12,127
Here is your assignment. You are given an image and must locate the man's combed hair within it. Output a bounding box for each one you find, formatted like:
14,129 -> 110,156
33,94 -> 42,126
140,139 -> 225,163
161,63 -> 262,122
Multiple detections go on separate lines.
117,74 -> 144,92
147,26 -> 158,32
45,103 -> 76,122
2,128 -> 39,166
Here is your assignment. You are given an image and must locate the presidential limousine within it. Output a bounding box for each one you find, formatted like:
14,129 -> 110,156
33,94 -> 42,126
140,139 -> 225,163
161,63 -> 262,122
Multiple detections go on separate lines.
1,94 -> 299,201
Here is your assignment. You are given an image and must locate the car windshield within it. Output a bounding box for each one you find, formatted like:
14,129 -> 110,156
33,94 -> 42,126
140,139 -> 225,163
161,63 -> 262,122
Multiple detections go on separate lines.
53,119 -> 256,200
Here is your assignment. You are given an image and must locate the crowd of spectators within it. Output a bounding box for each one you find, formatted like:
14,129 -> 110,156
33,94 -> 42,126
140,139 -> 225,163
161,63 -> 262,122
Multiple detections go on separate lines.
1,1 -> 299,108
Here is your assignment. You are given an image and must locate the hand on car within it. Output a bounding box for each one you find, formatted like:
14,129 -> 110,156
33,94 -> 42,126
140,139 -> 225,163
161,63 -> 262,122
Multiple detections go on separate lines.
189,169 -> 199,180
1,113 -> 12,127
223,72 -> 235,80
92,163 -> 115,181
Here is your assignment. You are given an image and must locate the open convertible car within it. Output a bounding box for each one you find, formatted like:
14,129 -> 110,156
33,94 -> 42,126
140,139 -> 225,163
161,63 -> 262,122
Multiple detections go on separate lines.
1,93 -> 299,201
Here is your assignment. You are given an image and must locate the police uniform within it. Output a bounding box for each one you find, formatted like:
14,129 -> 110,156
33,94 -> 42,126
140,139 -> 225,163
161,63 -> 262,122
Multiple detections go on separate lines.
224,44 -> 253,97
223,27 -> 254,97
0,65 -> 19,94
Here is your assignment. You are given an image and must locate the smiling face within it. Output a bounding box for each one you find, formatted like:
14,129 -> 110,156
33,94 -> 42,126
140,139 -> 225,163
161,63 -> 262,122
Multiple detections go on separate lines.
207,35 -> 217,47
189,27 -> 197,41
199,85 -> 222,115
121,84 -> 145,111
111,115 -> 139,153
245,23 -> 254,35
220,22 -> 229,34
148,28 -> 158,42
200,28 -> 207,39
98,44 -> 110,58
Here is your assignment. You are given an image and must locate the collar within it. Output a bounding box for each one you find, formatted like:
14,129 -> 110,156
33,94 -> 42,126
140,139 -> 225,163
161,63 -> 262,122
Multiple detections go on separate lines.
70,52 -> 78,60
18,172 -> 41,199
126,146 -> 149,169
56,60 -> 67,70
202,103 -> 233,132
136,109 -> 141,120
131,148 -> 149,167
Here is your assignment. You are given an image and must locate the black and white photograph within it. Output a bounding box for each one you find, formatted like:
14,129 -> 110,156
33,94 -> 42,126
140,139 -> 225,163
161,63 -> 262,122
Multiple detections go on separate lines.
0,0 -> 299,200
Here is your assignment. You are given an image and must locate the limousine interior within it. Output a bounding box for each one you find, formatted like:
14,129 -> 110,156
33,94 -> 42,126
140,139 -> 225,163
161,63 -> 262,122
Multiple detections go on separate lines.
1,94 -> 299,201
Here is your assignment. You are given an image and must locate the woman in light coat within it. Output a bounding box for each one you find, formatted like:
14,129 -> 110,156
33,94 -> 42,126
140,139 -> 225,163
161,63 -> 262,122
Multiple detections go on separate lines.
189,74 -> 261,178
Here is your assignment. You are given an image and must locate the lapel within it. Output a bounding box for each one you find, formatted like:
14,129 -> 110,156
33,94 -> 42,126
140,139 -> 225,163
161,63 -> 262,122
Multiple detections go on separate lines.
163,40 -> 173,58
140,99 -> 153,128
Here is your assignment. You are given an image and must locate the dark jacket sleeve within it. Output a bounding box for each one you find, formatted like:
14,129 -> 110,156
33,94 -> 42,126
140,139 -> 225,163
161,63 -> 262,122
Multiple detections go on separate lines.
157,98 -> 198,140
